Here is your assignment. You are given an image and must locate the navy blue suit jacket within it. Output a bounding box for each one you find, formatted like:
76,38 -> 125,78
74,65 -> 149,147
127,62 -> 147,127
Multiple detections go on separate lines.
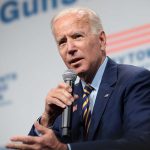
29,58 -> 150,150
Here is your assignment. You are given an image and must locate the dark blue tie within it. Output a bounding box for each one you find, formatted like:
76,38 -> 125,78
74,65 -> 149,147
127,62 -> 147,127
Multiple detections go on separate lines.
82,84 -> 94,138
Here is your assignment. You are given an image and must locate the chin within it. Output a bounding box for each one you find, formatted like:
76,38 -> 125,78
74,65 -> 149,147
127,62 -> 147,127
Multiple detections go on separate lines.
74,67 -> 88,77
69,63 -> 89,76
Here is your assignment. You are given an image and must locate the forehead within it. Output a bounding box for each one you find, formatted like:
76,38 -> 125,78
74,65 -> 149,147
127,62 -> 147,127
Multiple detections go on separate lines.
53,13 -> 91,37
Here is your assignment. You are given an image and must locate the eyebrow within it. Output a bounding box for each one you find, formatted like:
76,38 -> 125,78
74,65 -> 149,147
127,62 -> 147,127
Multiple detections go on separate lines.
56,31 -> 86,43
56,36 -> 66,44
72,31 -> 86,36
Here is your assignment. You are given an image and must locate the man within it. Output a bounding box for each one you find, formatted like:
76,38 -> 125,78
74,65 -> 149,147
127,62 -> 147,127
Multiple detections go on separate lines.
6,7 -> 150,150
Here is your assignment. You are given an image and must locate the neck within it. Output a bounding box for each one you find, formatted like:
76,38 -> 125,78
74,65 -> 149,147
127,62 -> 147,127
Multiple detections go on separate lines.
80,56 -> 106,84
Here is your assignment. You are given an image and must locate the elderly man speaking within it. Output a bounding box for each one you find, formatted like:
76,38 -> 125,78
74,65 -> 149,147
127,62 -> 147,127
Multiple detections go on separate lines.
6,7 -> 150,150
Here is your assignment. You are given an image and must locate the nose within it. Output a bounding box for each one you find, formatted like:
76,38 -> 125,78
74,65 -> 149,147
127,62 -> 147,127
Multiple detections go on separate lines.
67,39 -> 77,55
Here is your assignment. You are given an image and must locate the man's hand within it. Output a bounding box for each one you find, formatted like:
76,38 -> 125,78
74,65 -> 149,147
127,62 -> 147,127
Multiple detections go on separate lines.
6,122 -> 68,150
41,82 -> 78,127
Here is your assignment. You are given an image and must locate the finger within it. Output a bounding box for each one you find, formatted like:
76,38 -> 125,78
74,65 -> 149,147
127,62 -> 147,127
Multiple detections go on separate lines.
48,97 -> 66,108
62,89 -> 74,101
10,135 -> 38,145
74,94 -> 79,100
47,91 -> 73,106
34,121 -> 49,135
58,82 -> 72,92
6,142 -> 36,150
6,142 -> 23,150
53,90 -> 73,105
47,87 -> 73,103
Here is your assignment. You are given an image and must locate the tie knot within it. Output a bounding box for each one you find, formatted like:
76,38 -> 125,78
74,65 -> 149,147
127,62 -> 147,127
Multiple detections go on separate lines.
83,84 -> 94,96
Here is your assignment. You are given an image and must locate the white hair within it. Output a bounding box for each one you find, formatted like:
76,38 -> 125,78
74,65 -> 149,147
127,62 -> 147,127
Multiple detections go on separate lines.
51,7 -> 103,34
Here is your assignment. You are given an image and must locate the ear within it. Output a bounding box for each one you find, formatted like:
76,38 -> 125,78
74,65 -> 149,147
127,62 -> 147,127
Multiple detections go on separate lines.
99,31 -> 106,51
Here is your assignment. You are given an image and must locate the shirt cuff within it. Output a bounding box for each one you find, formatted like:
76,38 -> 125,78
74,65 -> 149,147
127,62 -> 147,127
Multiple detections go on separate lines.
34,117 -> 53,136
34,117 -> 42,136
67,144 -> 71,150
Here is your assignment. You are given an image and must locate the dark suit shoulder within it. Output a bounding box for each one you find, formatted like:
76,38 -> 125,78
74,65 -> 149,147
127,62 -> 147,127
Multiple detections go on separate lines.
117,63 -> 150,83
118,63 -> 149,75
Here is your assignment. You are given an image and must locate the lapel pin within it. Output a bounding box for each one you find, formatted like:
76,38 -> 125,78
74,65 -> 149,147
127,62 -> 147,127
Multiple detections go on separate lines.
104,94 -> 109,98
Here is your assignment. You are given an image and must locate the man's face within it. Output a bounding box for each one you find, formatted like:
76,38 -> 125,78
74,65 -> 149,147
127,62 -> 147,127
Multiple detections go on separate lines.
53,14 -> 106,79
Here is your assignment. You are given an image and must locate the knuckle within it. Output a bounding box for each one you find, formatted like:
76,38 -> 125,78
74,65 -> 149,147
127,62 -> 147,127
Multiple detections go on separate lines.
37,138 -> 43,144
34,145 -> 41,150
63,89 -> 68,96
58,82 -> 69,89
65,84 -> 71,90
68,93 -> 72,99
48,130 -> 53,137
58,82 -> 64,88
35,138 -> 41,144
24,138 -> 29,143
48,88 -> 55,95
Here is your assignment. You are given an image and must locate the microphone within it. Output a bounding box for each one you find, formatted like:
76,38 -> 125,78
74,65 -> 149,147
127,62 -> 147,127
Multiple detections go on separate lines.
62,69 -> 77,138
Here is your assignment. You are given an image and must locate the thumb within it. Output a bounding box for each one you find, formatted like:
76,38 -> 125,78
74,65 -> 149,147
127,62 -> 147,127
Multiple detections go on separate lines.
34,121 -> 48,135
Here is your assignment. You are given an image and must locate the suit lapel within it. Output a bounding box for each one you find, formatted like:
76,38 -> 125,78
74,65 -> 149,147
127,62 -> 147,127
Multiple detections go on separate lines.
71,81 -> 84,135
60,82 -> 84,142
88,58 -> 118,140
73,81 -> 84,115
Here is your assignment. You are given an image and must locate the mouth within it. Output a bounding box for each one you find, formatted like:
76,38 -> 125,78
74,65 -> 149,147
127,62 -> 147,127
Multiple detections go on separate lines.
69,57 -> 83,65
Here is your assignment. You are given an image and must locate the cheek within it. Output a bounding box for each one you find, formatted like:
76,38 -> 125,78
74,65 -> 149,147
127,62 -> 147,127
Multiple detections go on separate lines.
59,49 -> 66,58
59,51 -> 66,62
59,51 -> 71,68
84,48 -> 101,66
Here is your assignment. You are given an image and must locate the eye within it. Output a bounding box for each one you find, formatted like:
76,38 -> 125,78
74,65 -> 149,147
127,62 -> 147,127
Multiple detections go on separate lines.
72,33 -> 83,40
58,38 -> 67,47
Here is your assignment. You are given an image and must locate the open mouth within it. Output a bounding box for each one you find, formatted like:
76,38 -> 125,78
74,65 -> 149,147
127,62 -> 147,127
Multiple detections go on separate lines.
70,58 -> 83,65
